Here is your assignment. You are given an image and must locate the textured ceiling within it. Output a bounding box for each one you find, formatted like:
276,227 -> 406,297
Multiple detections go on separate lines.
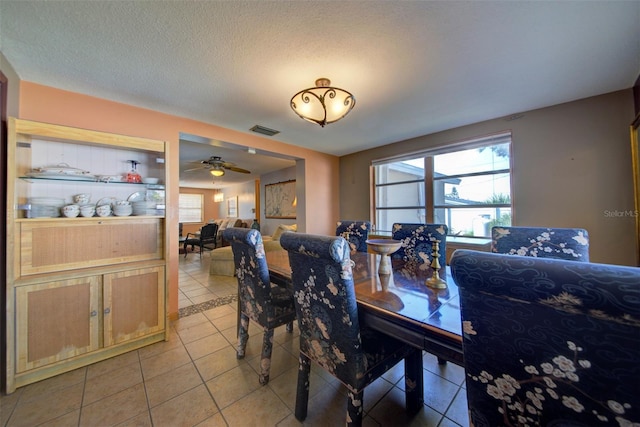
1,1 -> 639,187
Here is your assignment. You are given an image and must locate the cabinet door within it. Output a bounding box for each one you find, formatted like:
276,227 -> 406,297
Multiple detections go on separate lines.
19,218 -> 163,276
15,277 -> 101,373
103,266 -> 165,346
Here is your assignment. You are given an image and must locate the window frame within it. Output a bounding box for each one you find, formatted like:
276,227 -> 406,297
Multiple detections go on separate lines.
372,132 -> 513,238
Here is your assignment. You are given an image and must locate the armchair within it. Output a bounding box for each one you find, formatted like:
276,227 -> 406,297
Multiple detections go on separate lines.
183,223 -> 218,258
280,232 -> 424,426
391,223 -> 448,267
491,226 -> 590,261
451,249 -> 640,426
336,220 -> 371,252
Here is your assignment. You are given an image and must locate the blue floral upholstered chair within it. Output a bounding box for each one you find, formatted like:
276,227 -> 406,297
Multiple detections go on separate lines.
491,226 -> 590,261
223,228 -> 296,385
450,249 -> 640,427
280,232 -> 424,426
391,223 -> 448,267
336,220 -> 371,252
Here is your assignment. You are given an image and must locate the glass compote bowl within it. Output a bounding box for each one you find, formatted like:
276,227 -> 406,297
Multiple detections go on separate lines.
366,239 -> 402,276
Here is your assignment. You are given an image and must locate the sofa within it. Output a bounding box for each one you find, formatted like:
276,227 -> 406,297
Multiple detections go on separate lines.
450,249 -> 640,426
209,224 -> 296,276
210,218 -> 254,247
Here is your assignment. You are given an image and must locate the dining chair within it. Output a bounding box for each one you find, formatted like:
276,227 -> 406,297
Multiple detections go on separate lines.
183,222 -> 218,258
280,232 -> 424,426
391,223 -> 448,267
491,226 -> 590,261
223,227 -> 296,385
336,220 -> 371,252
450,249 -> 640,426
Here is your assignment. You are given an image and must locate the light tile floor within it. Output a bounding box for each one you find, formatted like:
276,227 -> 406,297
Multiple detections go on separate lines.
0,252 -> 470,426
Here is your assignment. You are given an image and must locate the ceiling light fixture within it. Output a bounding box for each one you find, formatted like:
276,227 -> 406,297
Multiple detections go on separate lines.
290,78 -> 355,127
210,166 -> 225,177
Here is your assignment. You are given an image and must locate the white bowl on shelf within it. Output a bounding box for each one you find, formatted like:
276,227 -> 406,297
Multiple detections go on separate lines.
142,177 -> 159,184
113,206 -> 133,216
80,205 -> 96,217
62,204 -> 80,218
73,193 -> 91,205
96,205 -> 112,217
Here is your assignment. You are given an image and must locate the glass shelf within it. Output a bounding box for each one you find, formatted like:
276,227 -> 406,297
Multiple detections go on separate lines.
19,176 -> 164,189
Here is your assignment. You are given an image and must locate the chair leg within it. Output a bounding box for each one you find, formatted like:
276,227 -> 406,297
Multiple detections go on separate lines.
259,329 -> 274,385
404,349 -> 424,413
236,313 -> 249,359
236,293 -> 241,339
347,390 -> 364,427
183,240 -> 188,258
294,353 -> 311,422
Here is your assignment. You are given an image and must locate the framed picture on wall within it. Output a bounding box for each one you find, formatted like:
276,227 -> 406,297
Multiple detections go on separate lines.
265,180 -> 296,219
227,196 -> 238,217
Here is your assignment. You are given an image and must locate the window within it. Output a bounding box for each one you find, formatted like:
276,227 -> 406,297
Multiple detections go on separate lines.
179,193 -> 204,223
373,133 -> 512,238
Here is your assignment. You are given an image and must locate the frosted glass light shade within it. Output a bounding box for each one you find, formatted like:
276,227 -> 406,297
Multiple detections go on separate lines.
290,78 -> 355,127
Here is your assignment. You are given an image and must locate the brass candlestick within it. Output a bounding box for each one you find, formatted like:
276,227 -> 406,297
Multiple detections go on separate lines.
426,240 -> 447,289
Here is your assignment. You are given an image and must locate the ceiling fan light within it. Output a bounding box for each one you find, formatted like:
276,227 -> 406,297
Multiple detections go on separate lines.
290,78 -> 355,127
210,168 -> 225,177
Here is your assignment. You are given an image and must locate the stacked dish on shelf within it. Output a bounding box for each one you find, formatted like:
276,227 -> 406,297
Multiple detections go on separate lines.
132,201 -> 164,216
25,197 -> 65,218
129,190 -> 165,216
113,201 -> 133,216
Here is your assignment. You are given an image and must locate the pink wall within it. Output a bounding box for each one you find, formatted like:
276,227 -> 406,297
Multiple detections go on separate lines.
17,81 -> 340,318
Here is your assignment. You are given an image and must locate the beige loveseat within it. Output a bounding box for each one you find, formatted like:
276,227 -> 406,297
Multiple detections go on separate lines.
209,224 -> 296,276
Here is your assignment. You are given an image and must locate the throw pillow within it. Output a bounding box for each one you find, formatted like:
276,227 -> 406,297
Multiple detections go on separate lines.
271,224 -> 297,241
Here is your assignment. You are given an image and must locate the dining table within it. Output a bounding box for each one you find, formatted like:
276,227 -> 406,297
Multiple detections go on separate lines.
266,248 -> 464,366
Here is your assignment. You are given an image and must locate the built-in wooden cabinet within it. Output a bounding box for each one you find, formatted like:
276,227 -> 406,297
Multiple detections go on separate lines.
5,118 -> 169,393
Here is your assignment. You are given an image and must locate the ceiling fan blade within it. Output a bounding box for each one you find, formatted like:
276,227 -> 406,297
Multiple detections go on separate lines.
184,166 -> 207,172
225,165 -> 251,174
185,160 -> 208,165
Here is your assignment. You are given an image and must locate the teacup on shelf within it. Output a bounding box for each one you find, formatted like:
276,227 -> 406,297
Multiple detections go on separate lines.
62,204 -> 80,218
96,204 -> 112,217
73,193 -> 91,205
80,205 -> 96,217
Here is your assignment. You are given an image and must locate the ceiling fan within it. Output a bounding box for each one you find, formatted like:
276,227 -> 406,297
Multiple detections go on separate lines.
184,156 -> 251,177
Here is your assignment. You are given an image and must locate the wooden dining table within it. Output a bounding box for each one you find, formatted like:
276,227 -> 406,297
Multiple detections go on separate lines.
266,249 -> 464,366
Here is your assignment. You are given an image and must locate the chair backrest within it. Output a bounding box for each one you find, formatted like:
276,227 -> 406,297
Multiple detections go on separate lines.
491,226 -> 590,261
223,227 -> 273,325
280,232 -> 366,385
391,223 -> 448,267
450,249 -> 640,426
200,223 -> 219,243
335,220 -> 371,252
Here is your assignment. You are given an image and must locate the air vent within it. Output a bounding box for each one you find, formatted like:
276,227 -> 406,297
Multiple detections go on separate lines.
504,113 -> 524,121
250,125 -> 280,136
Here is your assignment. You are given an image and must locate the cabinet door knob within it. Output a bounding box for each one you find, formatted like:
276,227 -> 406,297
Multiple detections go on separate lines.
104,308 -> 111,314
90,310 -> 97,317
